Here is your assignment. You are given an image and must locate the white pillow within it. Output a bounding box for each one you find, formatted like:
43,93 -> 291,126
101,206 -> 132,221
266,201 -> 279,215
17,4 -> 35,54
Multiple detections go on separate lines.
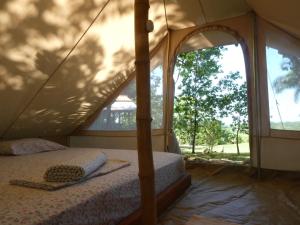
0,138 -> 67,155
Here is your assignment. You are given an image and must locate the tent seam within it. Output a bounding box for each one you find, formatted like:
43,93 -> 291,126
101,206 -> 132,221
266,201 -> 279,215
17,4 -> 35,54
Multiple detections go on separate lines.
197,0 -> 207,24
163,0 -> 169,30
1,0 -> 112,138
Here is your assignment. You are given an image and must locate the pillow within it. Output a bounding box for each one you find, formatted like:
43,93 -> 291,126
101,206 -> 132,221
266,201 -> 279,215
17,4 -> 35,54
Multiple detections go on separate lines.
0,138 -> 67,155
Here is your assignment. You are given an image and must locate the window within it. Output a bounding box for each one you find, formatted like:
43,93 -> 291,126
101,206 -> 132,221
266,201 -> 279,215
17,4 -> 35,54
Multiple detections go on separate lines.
87,65 -> 164,131
150,65 -> 164,128
266,46 -> 300,131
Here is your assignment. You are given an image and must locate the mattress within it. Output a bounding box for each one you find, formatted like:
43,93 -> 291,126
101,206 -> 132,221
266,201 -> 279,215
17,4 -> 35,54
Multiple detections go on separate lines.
0,148 -> 185,225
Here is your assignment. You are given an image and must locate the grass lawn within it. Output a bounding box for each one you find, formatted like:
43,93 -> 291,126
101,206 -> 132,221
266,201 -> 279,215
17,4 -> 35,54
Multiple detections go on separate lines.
181,142 -> 250,153
180,142 -> 250,163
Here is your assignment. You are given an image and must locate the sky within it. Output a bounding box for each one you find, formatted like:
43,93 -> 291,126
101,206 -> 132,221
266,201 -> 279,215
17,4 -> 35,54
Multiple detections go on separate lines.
266,47 -> 300,125
220,44 -> 246,80
174,44 -> 300,127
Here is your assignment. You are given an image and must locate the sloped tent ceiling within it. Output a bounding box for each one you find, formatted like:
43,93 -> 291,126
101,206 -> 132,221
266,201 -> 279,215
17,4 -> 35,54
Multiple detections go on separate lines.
247,0 -> 300,39
0,0 -> 167,138
0,0 -> 299,139
179,31 -> 239,54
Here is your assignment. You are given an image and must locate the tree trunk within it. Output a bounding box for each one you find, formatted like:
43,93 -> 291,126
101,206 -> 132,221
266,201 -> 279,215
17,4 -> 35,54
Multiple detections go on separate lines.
191,106 -> 198,154
209,144 -> 213,153
134,1 -> 156,225
236,122 -> 240,155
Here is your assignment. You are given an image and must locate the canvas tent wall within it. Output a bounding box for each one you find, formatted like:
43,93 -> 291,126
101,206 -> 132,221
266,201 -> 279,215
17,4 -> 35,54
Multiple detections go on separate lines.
1,0 -> 300,171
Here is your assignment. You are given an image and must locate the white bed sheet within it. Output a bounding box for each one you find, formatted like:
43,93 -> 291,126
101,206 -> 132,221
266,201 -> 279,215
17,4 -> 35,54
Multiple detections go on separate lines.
0,148 -> 185,225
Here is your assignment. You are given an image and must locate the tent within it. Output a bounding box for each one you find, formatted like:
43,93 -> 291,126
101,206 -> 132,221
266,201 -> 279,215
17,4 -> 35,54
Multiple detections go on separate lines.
1,0 -> 300,224
2,0 -> 300,170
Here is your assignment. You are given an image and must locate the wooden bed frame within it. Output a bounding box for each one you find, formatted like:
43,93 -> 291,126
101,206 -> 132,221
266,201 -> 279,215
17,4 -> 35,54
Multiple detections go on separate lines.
118,174 -> 192,225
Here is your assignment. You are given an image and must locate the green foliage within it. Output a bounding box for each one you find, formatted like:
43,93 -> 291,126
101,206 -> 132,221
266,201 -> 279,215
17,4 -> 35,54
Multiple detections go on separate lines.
198,119 -> 222,152
174,46 -> 248,154
218,72 -> 248,154
218,127 -> 235,144
174,47 -> 223,153
271,121 -> 300,130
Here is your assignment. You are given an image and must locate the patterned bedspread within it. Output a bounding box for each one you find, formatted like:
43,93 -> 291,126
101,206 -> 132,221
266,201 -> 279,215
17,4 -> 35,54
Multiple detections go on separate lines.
0,148 -> 185,225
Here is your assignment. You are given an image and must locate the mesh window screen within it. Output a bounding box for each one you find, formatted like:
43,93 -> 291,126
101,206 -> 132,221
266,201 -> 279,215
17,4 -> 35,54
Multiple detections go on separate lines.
87,65 -> 163,130
266,29 -> 300,131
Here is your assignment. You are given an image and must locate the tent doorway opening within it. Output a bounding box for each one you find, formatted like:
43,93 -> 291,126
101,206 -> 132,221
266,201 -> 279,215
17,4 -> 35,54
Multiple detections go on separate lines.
173,44 -> 250,165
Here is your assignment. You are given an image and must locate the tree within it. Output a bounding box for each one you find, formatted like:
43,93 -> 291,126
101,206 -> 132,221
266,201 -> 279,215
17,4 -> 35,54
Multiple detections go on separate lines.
273,53 -> 300,102
218,72 -> 248,154
174,47 -> 249,155
198,118 -> 223,153
174,47 -> 223,154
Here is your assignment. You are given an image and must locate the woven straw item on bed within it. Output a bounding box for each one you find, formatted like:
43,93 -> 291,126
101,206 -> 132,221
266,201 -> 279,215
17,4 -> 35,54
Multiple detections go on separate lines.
45,165 -> 88,182
44,150 -> 107,182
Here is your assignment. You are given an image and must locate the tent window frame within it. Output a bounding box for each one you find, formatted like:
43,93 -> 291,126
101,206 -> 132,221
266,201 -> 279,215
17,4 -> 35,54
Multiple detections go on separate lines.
170,26 -> 253,134
74,39 -> 167,135
258,19 -> 300,139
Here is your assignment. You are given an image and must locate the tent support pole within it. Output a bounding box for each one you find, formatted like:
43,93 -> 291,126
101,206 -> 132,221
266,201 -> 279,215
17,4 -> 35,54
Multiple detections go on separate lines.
134,0 -> 157,225
164,30 -> 171,152
253,13 -> 262,179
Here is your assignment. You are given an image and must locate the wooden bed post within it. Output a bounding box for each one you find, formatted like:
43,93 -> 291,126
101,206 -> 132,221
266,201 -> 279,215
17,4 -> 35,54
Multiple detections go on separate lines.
134,0 -> 157,225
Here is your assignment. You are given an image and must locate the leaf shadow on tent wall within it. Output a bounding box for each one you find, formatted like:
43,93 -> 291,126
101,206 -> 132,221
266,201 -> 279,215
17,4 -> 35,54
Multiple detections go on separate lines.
0,0 -> 65,135
0,0 -> 140,138
0,0 -> 198,138
62,0 -> 202,135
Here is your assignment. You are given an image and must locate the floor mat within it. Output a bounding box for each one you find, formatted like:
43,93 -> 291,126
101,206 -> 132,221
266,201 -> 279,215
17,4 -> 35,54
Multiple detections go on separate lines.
158,164 -> 300,225
186,215 -> 239,225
